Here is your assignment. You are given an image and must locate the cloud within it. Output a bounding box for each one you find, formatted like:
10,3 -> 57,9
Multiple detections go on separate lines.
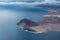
0,0 -> 59,3
0,0 -> 44,2
0,0 -> 59,5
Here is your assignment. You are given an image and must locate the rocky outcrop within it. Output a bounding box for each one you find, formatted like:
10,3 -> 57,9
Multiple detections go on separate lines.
17,16 -> 60,33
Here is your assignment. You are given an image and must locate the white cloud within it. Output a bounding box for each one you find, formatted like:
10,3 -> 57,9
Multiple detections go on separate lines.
0,1 -> 59,5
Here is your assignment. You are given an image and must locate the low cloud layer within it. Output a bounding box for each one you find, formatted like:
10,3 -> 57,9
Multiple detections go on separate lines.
0,0 -> 59,3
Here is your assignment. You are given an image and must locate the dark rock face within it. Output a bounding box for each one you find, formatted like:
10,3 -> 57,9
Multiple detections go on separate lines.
17,19 -> 39,27
17,6 -> 60,33
42,16 -> 60,24
17,19 -> 39,32
17,16 -> 60,33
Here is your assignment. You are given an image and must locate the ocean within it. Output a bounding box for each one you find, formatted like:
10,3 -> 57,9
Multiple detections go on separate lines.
0,4 -> 60,40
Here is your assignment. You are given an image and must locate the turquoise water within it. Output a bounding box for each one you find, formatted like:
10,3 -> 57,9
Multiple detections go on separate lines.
0,5 -> 60,40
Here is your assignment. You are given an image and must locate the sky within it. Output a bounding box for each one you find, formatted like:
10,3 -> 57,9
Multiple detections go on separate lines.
0,0 -> 45,2
0,0 -> 58,2
0,0 -> 59,6
0,0 -> 59,3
